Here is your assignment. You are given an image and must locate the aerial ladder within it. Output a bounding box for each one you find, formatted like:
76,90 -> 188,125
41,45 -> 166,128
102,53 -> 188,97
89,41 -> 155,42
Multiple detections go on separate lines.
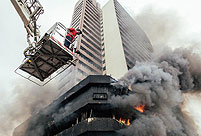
11,0 -> 79,86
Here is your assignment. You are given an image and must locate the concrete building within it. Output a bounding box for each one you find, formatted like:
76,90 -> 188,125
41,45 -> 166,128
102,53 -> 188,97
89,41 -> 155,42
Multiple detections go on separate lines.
13,75 -> 141,136
58,0 -> 153,92
58,0 -> 104,92
102,0 -> 153,79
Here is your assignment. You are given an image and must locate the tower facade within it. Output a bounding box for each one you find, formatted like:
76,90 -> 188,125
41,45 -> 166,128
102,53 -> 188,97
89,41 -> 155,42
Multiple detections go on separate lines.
102,0 -> 153,79
58,0 -> 104,92
58,0 -> 153,92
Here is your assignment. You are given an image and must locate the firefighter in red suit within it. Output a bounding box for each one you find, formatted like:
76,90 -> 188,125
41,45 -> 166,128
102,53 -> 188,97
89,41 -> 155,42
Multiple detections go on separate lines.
64,28 -> 82,48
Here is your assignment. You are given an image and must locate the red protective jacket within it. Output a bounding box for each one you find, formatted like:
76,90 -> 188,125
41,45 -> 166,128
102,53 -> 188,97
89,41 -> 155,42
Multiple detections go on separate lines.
67,28 -> 77,42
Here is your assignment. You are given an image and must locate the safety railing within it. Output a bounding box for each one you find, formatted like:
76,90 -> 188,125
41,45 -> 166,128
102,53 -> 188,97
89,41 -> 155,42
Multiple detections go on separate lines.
46,22 -> 78,52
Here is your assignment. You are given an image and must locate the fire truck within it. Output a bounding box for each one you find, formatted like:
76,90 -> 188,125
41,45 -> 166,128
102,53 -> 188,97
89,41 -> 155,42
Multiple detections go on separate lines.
11,0 -> 79,86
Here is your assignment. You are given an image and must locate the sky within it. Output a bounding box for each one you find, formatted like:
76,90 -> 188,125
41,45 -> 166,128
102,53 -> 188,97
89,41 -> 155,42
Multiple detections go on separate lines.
0,0 -> 201,135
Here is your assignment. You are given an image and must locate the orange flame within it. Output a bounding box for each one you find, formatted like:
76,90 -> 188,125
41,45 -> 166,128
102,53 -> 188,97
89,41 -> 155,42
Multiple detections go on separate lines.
127,119 -> 131,126
135,105 -> 145,113
119,118 -> 131,126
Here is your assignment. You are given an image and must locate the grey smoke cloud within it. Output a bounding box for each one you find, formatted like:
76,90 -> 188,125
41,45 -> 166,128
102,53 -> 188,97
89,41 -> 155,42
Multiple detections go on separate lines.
135,6 -> 180,45
0,80 -> 59,136
112,47 -> 200,136
123,6 -> 201,134
52,103 -> 72,123
182,92 -> 201,134
157,48 -> 201,91
119,115 -> 167,136
112,4 -> 201,135
134,4 -> 201,56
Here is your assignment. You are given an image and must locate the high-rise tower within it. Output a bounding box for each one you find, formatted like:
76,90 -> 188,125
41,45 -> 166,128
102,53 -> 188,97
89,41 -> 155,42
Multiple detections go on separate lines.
58,0 -> 104,92
58,0 -> 153,92
102,0 -> 153,79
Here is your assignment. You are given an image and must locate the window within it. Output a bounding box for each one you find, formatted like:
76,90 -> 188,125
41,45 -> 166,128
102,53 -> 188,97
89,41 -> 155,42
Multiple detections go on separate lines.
86,0 -> 99,14
83,24 -> 101,41
82,34 -> 101,51
79,52 -> 102,70
84,19 -> 100,34
85,13 -> 100,29
81,39 -> 101,57
80,45 -> 102,63
79,60 -> 99,74
85,5 -> 99,20
103,66 -> 106,71
83,29 -> 100,45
